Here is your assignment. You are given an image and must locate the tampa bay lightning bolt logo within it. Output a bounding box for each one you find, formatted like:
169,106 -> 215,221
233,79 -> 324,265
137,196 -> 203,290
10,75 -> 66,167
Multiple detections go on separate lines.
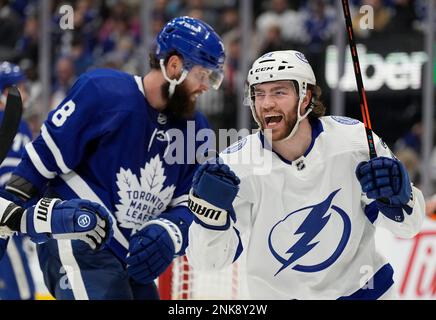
268,189 -> 351,275
295,52 -> 309,63
222,138 -> 247,154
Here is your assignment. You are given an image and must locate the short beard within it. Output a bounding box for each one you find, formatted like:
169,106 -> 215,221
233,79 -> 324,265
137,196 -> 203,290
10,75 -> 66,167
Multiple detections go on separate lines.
161,81 -> 196,120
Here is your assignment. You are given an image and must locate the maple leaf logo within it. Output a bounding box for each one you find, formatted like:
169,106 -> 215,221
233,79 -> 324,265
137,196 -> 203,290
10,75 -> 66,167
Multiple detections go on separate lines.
115,155 -> 175,229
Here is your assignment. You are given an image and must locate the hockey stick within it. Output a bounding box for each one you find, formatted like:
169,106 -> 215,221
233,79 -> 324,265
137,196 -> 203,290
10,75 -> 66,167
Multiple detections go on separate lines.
0,86 -> 23,165
341,0 -> 377,159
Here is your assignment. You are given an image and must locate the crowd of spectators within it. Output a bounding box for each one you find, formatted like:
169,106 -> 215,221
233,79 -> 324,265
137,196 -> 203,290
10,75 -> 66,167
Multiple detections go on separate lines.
0,0 -> 434,194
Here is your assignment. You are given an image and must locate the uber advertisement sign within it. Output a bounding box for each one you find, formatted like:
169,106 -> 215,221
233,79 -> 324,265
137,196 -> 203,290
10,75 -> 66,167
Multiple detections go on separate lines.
324,33 -> 430,94
320,33 -> 430,143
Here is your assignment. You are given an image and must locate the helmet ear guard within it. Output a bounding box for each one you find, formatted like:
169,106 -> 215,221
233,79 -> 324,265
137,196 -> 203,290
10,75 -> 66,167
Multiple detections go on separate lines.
245,50 -> 316,140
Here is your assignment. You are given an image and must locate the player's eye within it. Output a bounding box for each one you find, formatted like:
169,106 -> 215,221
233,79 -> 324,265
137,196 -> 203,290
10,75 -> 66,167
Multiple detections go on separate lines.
273,90 -> 288,96
253,91 -> 266,98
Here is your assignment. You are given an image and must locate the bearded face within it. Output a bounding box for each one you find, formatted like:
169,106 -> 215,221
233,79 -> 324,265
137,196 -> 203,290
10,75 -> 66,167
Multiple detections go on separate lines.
161,65 -> 213,120
161,80 -> 196,120
254,81 -> 300,141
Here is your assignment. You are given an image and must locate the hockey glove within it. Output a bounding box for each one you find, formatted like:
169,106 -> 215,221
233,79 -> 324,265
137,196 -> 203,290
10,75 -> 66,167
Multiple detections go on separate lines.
356,156 -> 412,222
188,162 -> 240,230
126,218 -> 183,284
0,197 -> 113,249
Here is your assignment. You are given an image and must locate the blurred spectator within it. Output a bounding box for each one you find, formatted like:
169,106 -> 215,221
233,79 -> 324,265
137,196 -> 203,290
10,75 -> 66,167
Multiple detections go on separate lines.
99,35 -> 139,73
425,194 -> 436,220
151,13 -> 167,37
180,0 -> 217,27
256,0 -> 306,46
51,56 -> 76,109
15,14 -> 39,67
396,147 -> 421,184
394,122 -> 422,183
220,29 -> 241,130
257,23 -> 286,56
0,0 -> 23,60
352,0 -> 393,38
185,8 -> 204,21
153,0 -> 171,22
394,122 -> 436,190
385,0 -> 419,32
97,1 -> 137,55
395,122 -> 422,155
216,6 -> 239,35
71,35 -> 95,75
301,0 -> 336,54
16,58 -> 43,137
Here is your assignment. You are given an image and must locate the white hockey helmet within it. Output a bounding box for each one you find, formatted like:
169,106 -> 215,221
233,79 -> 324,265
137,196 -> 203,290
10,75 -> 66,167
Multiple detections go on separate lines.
245,50 -> 316,140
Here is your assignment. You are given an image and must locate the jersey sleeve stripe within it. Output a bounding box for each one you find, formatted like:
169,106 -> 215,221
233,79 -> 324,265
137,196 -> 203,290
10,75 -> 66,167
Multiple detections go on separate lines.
0,157 -> 21,168
60,171 -> 129,249
41,124 -> 71,174
25,143 -> 57,179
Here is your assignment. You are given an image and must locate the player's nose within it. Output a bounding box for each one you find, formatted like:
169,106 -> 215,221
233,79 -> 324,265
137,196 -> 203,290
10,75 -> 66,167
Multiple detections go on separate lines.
261,96 -> 275,110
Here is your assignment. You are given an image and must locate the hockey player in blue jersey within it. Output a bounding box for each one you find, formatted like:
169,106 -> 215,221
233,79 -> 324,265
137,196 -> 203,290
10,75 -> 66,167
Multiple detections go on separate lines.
2,16 -> 225,299
0,62 -> 112,300
0,62 -> 35,299
185,50 -> 425,299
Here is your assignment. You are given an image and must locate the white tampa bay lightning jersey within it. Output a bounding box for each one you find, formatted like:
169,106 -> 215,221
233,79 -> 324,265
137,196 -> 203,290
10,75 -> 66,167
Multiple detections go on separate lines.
12,69 -> 210,261
187,116 -> 425,300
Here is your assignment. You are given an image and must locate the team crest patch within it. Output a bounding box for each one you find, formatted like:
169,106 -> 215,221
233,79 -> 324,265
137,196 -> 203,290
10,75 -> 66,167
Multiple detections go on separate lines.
115,155 -> 175,229
268,189 -> 351,274
331,116 -> 359,125
222,138 -> 247,154
295,52 -> 309,63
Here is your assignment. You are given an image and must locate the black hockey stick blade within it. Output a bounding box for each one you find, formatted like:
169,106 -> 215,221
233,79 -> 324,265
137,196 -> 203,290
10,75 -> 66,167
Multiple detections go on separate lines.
0,86 -> 23,165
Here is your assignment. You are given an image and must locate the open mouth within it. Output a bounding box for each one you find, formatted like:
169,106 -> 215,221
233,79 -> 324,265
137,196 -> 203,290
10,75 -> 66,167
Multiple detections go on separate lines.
264,115 -> 283,128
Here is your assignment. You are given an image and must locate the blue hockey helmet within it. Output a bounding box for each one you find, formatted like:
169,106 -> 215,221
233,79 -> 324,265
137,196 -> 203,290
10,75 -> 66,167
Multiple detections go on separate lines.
0,62 -> 26,92
156,16 -> 225,95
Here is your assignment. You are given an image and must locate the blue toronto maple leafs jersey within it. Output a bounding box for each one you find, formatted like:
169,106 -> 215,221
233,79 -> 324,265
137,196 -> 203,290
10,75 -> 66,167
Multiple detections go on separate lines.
12,69 -> 210,261
0,112 -> 31,187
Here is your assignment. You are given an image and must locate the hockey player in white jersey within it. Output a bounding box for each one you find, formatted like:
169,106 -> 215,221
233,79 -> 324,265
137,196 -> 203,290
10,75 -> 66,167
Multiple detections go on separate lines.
186,50 -> 425,299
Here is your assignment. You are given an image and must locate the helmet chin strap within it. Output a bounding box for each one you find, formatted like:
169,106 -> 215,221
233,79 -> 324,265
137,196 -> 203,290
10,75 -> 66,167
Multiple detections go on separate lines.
281,99 -> 312,141
281,82 -> 313,141
160,59 -> 188,98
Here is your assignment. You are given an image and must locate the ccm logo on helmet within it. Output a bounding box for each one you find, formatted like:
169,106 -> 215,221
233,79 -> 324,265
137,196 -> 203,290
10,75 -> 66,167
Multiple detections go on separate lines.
255,66 -> 274,72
